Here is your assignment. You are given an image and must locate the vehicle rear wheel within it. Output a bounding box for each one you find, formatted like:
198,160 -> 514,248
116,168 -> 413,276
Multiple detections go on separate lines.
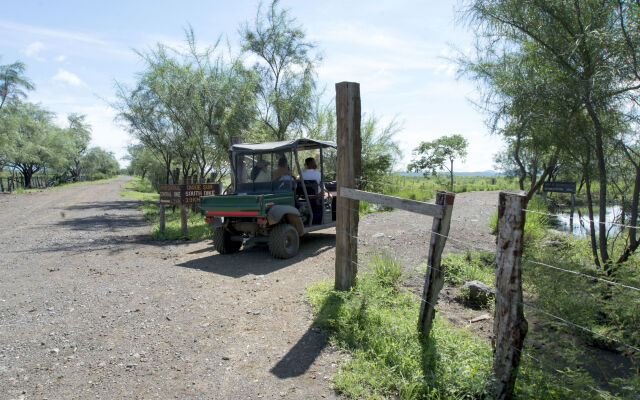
268,223 -> 299,259
213,227 -> 242,254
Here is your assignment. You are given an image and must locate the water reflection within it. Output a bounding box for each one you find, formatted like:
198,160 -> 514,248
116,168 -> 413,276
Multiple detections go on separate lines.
553,206 -> 622,237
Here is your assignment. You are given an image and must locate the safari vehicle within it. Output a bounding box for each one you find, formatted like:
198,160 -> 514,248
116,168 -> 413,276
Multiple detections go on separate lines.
200,138 -> 337,259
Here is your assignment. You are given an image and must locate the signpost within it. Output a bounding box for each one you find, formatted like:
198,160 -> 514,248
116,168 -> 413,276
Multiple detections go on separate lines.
159,183 -> 221,205
158,183 -> 222,235
543,181 -> 576,230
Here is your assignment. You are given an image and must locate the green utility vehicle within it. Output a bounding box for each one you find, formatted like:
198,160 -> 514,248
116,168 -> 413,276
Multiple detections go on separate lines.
200,138 -> 337,259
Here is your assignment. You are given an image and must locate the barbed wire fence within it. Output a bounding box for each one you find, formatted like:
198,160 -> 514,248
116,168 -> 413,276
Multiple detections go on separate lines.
331,176 -> 639,399
332,81 -> 638,399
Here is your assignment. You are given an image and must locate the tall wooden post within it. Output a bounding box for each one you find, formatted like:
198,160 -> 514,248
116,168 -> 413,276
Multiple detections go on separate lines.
418,190 -> 455,336
335,82 -> 362,291
494,190 -> 528,400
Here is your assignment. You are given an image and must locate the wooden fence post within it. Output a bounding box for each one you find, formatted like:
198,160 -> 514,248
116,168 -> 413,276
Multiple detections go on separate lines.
418,190 -> 455,337
335,81 -> 362,291
493,190 -> 528,400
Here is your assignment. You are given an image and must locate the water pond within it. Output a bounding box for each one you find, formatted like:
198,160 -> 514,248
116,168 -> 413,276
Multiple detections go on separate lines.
553,205 -> 623,237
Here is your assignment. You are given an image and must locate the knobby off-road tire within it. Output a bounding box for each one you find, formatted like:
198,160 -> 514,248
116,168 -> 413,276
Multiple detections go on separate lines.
268,223 -> 299,259
213,227 -> 242,254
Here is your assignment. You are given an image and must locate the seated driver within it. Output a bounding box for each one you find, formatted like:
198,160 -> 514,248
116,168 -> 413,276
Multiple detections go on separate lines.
272,156 -> 297,181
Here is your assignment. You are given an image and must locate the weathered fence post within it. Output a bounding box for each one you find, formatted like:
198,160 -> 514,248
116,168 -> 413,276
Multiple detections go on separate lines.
418,190 -> 455,337
493,190 -> 528,400
335,81 -> 362,291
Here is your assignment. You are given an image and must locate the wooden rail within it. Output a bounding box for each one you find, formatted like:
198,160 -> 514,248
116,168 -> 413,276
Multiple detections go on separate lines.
339,187 -> 444,218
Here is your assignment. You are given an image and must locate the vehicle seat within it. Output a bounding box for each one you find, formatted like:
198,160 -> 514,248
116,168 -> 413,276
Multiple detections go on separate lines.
296,180 -> 322,224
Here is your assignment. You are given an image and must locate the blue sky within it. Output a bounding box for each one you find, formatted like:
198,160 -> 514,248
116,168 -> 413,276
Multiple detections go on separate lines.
0,0 -> 504,171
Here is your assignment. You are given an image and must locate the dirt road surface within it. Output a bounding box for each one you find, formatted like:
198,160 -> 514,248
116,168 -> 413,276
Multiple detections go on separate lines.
0,177 -> 499,399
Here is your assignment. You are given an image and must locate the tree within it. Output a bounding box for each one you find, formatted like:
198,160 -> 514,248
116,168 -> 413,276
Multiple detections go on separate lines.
462,0 -> 640,269
241,0 -> 319,140
117,29 -> 258,184
306,105 -> 402,187
409,134 -> 468,190
63,113 -> 92,181
124,144 -> 163,181
6,101 -> 64,187
360,115 -> 402,191
116,81 -> 179,184
0,60 -> 34,113
82,147 -> 119,179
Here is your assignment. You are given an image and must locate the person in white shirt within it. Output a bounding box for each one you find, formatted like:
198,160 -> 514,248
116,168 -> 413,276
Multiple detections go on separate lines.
301,157 -> 321,192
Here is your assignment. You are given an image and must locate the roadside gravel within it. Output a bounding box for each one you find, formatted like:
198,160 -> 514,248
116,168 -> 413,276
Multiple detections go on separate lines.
0,178 -> 499,399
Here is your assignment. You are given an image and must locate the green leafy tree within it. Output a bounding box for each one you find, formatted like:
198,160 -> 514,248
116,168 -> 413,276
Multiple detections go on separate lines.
118,29 -> 258,184
0,60 -> 34,113
63,113 -> 92,181
306,105 -> 402,187
463,0 -> 640,269
82,147 -> 120,179
116,80 -> 179,184
124,143 -> 164,182
409,134 -> 468,190
6,102 -> 64,187
241,0 -> 319,140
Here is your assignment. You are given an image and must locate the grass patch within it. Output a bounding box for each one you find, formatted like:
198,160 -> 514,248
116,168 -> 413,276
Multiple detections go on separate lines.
120,176 -> 210,241
441,250 -> 495,287
306,261 -> 606,399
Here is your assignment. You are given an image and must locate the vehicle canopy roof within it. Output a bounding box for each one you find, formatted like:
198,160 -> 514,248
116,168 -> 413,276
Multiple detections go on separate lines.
231,138 -> 337,154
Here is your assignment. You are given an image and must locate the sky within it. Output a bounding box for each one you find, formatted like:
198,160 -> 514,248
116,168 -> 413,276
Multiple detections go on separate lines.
0,0 -> 505,171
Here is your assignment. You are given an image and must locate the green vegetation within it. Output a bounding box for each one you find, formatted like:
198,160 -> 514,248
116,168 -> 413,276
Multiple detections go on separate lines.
120,177 -> 210,240
460,0 -> 640,268
441,250 -> 495,287
309,186 -> 639,398
408,134 -> 469,191
306,254 -> 618,399
358,174 -> 519,214
1,60 -> 119,188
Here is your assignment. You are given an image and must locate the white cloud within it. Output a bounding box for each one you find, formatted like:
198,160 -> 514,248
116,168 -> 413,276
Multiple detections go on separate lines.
55,55 -> 67,62
0,20 -> 131,58
23,41 -> 45,60
53,69 -> 85,87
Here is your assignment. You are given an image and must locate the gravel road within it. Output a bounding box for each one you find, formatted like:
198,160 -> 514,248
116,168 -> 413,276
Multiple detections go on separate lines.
0,177 -> 500,399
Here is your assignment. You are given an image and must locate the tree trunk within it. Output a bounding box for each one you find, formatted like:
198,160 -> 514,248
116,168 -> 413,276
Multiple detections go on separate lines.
584,100 -> 610,270
616,162 -> 640,264
449,159 -> 454,191
585,172 -> 601,268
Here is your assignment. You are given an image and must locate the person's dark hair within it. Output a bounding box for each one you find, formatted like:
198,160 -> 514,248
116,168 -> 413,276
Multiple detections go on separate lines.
250,165 -> 261,181
278,156 -> 289,168
304,157 -> 317,169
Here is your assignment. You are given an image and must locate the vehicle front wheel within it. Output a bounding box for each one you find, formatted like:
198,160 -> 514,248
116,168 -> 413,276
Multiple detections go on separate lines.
268,223 -> 299,259
213,227 -> 242,254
